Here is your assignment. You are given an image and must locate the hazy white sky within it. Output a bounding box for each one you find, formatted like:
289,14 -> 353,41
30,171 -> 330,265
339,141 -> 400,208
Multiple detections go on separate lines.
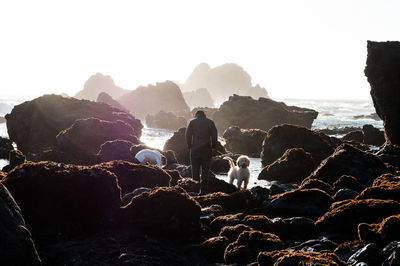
0,0 -> 399,100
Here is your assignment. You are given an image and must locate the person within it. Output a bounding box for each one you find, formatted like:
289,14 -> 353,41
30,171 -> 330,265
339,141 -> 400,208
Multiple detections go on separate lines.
135,149 -> 166,168
185,110 -> 218,182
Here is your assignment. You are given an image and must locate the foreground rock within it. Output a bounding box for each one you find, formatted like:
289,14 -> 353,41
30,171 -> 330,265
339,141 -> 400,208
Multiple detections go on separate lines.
96,92 -> 129,112
258,250 -> 346,265
1,161 -> 122,244
261,124 -> 334,167
213,95 -> 318,134
0,183 -> 42,266
258,148 -> 314,183
223,126 -> 266,157
365,41 -> 400,145
119,186 -> 201,239
6,94 -> 142,153
145,111 -> 187,130
118,81 -> 190,120
363,124 -> 385,146
182,88 -> 215,108
0,136 -> 13,159
2,149 -> 26,172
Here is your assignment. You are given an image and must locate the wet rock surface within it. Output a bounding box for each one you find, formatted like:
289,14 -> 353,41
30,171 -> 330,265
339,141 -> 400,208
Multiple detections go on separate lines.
223,126 -> 266,157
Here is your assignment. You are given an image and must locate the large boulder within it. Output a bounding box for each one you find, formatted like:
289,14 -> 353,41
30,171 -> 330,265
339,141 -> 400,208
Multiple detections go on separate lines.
258,148 -> 314,183
145,111 -> 187,130
0,137 -> 13,159
365,41 -> 400,145
261,124 -> 334,167
213,95 -> 318,134
5,94 -> 142,154
2,149 -> 25,172
223,126 -> 266,157
310,143 -> 387,185
358,214 -> 400,246
1,161 -> 122,244
362,124 -> 385,146
355,174 -> 400,202
0,183 -> 42,266
75,72 -> 129,101
245,84 -> 269,99
118,81 -> 190,120
193,190 -> 252,211
97,139 -> 136,163
182,88 -> 215,108
96,92 -> 129,112
258,250 -> 346,266
118,186 -> 201,239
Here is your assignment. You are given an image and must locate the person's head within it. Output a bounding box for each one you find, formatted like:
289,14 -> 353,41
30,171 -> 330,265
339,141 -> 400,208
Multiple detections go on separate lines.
195,110 -> 206,118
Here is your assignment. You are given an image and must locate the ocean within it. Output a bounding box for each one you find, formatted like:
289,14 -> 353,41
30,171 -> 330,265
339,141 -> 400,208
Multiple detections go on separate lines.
0,98 -> 383,187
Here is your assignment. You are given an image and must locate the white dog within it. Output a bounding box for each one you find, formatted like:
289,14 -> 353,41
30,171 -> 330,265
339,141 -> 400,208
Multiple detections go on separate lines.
135,149 -> 166,168
224,155 -> 250,190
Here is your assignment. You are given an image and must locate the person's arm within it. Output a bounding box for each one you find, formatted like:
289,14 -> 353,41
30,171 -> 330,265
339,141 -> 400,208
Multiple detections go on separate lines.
185,122 -> 193,149
210,121 -> 218,149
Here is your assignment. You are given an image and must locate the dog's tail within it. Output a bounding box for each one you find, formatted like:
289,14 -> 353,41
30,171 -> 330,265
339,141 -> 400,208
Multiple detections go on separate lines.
223,156 -> 235,168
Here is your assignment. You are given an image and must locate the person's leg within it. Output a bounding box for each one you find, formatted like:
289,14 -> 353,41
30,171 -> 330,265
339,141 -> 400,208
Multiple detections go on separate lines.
200,153 -> 211,181
191,153 -> 201,182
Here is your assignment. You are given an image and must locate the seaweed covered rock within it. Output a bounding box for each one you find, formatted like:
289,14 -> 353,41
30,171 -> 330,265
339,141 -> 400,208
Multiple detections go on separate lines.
356,174 -> 400,202
0,183 -> 42,266
193,190 -> 252,212
97,139 -> 136,163
258,250 -> 346,266
119,186 -> 201,239
210,214 -> 276,234
177,177 -> 200,193
363,124 -> 385,146
200,175 -> 238,195
265,189 -> 333,219
1,161 -> 122,244
5,94 -> 142,153
224,230 -> 283,264
213,95 -> 318,134
200,236 -> 230,263
118,81 -> 190,120
219,224 -> 254,241
310,144 -> 387,185
96,161 -> 171,195
258,148 -> 314,183
299,178 -> 333,195
0,137 -> 13,159
261,124 -> 333,167
315,199 -> 400,240
358,214 -> 400,246
333,175 -> 363,193
342,130 -> 364,143
2,149 -> 25,172
223,126 -> 266,157
145,111 -> 187,130
365,41 -> 400,145
376,144 -> 400,169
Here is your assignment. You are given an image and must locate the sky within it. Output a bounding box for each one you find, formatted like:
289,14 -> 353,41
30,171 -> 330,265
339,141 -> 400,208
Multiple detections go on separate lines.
0,0 -> 399,100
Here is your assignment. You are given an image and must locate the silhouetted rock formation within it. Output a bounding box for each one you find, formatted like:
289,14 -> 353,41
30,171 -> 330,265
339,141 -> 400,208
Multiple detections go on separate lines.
341,130 -> 364,143
244,84 -> 269,99
365,41 -> 400,145
2,149 -> 25,172
96,92 -> 129,112
183,88 -> 215,108
363,124 -> 385,146
75,73 -> 128,101
5,94 -> 142,154
145,111 -> 187,130
0,183 -> 42,266
97,140 -> 137,163
223,126 -> 266,157
353,113 -> 380,121
118,81 -> 190,120
213,95 -> 318,134
0,137 -> 13,159
261,124 -> 333,167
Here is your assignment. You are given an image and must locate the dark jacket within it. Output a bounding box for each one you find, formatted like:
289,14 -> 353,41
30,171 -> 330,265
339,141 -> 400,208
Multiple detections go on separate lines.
185,113 -> 218,153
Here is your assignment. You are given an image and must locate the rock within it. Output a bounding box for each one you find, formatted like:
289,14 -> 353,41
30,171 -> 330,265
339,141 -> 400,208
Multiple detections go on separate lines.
382,241 -> 400,265
96,161 -> 171,195
250,186 -> 270,206
224,230 -> 283,264
362,124 -> 385,146
194,190 -> 252,212
223,126 -> 266,157
75,73 -> 129,101
245,84 -> 269,99
209,213 -> 246,232
299,178 -> 333,195
96,92 -> 129,112
265,189 -> 333,219
200,204 -> 226,225
310,144 -> 387,185
258,250 -> 346,266
356,177 -> 400,202
118,186 -> 201,239
269,183 -> 295,196
121,187 -> 152,206
210,156 -> 230,173
334,240 -> 364,262
118,81 -> 190,120
261,124 -> 333,167
2,161 -> 122,244
6,94 -> 142,154
283,217 -> 316,240
182,88 -> 215,108
164,169 -> 182,186
347,243 -> 381,266
342,130 -> 364,143
358,214 -> 400,246
376,144 -> 400,169
334,189 -> 359,201
2,149 -> 26,172
200,175 -> 238,195
258,148 -> 314,183
56,117 -> 139,155
213,95 -> 318,134
0,183 -> 42,266
97,139 -> 136,163
0,137 -> 13,159
177,178 -> 200,193
353,113 -> 381,121
365,41 -> 400,145
333,175 -> 363,193
145,111 -> 187,130
200,236 -> 230,263
219,224 -> 254,241
289,238 -> 338,252
315,199 -> 400,240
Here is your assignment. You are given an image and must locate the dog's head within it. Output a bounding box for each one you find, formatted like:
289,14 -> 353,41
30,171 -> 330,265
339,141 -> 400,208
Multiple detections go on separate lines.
237,155 -> 250,168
